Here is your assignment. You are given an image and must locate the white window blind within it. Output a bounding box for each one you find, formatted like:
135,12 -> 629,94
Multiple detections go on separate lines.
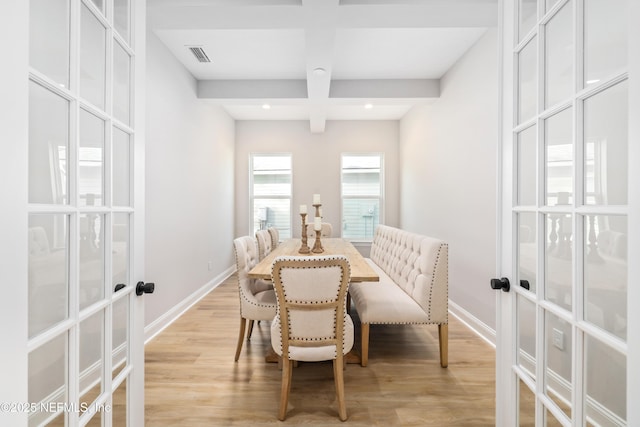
251,154 -> 292,238
341,154 -> 382,241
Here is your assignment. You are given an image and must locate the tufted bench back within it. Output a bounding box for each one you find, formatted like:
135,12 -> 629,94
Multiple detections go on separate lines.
369,225 -> 448,322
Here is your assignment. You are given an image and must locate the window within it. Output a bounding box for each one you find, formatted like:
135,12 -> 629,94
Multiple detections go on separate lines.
251,154 -> 292,239
341,154 -> 382,241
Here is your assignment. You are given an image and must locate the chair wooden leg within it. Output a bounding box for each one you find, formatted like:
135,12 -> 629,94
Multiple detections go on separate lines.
247,319 -> 255,340
360,323 -> 370,367
333,356 -> 347,421
278,358 -> 293,421
438,323 -> 448,368
234,317 -> 247,361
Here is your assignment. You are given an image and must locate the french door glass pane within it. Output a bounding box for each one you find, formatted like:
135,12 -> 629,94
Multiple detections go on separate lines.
545,213 -> 572,310
112,379 -> 128,426
80,213 -> 105,310
80,4 -> 106,110
113,297 -> 129,379
113,127 -> 131,206
518,0 -> 537,42
518,38 -> 537,123
517,125 -> 537,206
518,212 -> 537,293
584,335 -> 626,425
112,213 -> 130,292
544,310 -> 572,418
29,81 -> 69,205
28,333 -> 67,426
79,109 -> 105,207
79,310 -> 105,414
29,0 -> 69,88
546,0 -> 560,11
114,42 -> 131,125
545,107 -> 573,206
518,295 -> 537,379
584,0 -> 628,87
114,0 -> 131,44
28,214 -> 69,338
545,1 -> 573,108
584,80 -> 628,206
519,377 -> 536,426
546,409 -> 564,426
584,215 -> 627,340
89,0 -> 104,13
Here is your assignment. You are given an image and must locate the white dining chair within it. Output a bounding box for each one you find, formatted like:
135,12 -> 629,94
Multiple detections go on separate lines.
305,222 -> 333,239
267,226 -> 280,249
255,229 -> 273,261
270,255 -> 353,421
232,236 -> 277,361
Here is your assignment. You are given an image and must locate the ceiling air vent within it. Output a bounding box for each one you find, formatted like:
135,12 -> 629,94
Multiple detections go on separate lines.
187,46 -> 211,63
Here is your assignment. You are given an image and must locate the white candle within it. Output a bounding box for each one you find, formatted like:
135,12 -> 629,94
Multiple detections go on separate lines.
299,204 -> 307,214
313,194 -> 321,205
314,216 -> 322,231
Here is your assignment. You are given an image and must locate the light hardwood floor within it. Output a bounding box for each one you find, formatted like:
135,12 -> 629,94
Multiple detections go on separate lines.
145,274 -> 496,426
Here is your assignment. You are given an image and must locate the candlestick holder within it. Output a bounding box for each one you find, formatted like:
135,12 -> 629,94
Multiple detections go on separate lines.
311,203 -> 324,253
298,213 -> 310,254
312,229 -> 324,253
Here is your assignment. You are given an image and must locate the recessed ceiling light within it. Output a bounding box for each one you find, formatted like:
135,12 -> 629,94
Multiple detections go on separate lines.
313,67 -> 326,76
364,103 -> 373,109
262,104 -> 271,110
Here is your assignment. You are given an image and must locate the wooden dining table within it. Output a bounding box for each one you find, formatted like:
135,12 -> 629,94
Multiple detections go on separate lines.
248,237 -> 379,364
248,238 -> 379,283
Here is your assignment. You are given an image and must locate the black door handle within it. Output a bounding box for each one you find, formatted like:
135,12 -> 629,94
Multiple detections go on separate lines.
490,277 -> 510,292
520,279 -> 530,290
136,281 -> 155,296
114,283 -> 126,293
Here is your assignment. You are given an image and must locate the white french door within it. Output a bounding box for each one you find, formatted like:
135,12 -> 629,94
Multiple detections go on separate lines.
0,0 -> 146,426
497,0 -> 639,426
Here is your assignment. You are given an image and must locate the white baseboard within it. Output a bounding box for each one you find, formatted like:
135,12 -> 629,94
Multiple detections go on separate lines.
144,265 -> 236,344
448,300 -> 496,348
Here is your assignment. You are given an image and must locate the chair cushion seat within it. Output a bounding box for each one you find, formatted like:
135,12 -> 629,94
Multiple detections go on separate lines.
242,288 -> 277,320
271,315 -> 354,362
349,259 -> 430,324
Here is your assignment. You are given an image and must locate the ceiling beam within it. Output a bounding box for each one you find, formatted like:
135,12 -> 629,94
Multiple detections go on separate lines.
198,80 -> 307,99
148,1 -> 497,30
302,0 -> 339,133
330,79 -> 439,98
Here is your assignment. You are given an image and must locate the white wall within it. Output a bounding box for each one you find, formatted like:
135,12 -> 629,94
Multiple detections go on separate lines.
399,28 -> 498,331
234,120 -> 400,244
145,31 -> 236,327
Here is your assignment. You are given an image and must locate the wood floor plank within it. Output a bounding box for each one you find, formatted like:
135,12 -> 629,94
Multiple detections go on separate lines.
145,275 -> 496,426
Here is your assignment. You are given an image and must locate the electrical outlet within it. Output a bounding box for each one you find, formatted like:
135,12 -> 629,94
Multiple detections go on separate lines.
208,261 -> 213,271
552,328 -> 564,351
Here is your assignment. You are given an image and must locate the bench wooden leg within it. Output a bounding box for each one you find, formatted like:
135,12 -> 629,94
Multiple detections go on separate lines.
438,323 -> 448,368
360,323 -> 369,367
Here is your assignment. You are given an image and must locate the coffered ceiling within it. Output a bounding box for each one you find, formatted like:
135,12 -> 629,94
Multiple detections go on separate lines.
147,0 -> 498,132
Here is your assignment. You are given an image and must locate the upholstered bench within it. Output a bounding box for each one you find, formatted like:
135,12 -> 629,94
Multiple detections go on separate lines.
348,225 -> 449,367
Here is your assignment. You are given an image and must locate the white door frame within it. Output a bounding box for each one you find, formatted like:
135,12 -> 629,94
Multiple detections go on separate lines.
496,0 -> 640,425
626,0 -> 640,424
0,0 -> 30,425
0,0 -> 147,425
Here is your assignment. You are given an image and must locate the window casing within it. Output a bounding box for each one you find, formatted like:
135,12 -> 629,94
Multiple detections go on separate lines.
250,154 -> 292,239
341,154 -> 383,241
